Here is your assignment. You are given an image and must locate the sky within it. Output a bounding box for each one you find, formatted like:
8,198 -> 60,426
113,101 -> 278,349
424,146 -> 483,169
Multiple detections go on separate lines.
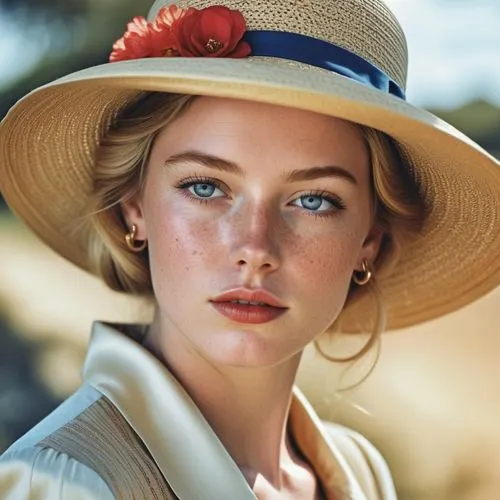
0,0 -> 499,109
385,0 -> 500,108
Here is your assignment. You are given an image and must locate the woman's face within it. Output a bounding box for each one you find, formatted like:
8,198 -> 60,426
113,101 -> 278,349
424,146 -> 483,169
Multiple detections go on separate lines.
125,97 -> 381,368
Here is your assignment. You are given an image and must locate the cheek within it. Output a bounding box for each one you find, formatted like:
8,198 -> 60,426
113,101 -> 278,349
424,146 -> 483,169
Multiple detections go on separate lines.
285,222 -> 364,317
149,216 -> 216,266
284,210 -> 365,267
142,201 -> 244,316
291,231 -> 357,286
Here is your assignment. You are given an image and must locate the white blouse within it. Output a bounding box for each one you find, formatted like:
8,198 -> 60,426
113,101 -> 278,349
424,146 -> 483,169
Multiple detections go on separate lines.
0,322 -> 397,499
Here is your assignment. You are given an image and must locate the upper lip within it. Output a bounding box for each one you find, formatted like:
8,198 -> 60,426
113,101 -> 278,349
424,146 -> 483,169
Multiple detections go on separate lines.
210,288 -> 287,308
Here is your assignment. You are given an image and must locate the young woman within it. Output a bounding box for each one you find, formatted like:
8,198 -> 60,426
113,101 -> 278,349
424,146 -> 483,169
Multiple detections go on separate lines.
0,0 -> 498,498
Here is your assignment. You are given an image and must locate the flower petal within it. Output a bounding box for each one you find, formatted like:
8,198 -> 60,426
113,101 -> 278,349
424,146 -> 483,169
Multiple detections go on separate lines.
189,29 -> 210,55
124,32 -> 152,58
155,5 -> 192,30
227,41 -> 252,58
111,37 -> 126,51
126,16 -> 149,35
150,28 -> 176,54
205,6 -> 233,23
223,10 -> 247,52
229,10 -> 246,36
199,10 -> 232,43
176,14 -> 201,55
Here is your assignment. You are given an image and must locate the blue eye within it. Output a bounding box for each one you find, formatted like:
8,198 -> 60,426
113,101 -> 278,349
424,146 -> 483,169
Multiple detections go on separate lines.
191,182 -> 218,198
177,177 -> 226,200
292,192 -> 345,213
300,195 -> 323,211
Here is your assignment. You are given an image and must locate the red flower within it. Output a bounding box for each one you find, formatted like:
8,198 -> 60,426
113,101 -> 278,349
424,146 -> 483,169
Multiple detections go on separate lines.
174,6 -> 251,58
109,4 -> 251,62
110,6 -> 191,62
154,5 -> 194,32
110,16 -> 155,62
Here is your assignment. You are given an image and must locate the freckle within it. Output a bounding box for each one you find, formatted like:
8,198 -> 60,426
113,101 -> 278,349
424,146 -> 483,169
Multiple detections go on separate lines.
185,266 -> 190,271
192,250 -> 198,256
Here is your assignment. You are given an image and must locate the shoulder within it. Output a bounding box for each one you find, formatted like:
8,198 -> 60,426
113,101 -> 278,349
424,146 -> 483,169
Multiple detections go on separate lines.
323,421 -> 398,500
0,446 -> 114,499
1,383 -> 175,500
0,384 -> 114,499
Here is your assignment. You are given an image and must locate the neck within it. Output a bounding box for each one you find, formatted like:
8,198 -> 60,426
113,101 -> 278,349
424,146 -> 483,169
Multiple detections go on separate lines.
144,312 -> 304,488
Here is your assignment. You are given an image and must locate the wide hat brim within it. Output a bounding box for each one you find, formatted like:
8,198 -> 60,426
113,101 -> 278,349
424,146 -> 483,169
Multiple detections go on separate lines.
1,56 -> 499,332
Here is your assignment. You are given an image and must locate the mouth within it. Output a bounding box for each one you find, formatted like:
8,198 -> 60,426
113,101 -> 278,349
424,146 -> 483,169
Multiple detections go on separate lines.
226,299 -> 278,306
210,287 -> 287,308
210,301 -> 287,324
209,288 -> 288,324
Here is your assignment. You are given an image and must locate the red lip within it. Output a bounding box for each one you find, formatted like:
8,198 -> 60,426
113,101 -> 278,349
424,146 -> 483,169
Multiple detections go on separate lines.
210,288 -> 287,308
210,288 -> 288,324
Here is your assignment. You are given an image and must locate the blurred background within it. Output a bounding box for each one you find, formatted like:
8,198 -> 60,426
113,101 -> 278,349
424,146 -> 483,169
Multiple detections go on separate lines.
0,0 -> 499,499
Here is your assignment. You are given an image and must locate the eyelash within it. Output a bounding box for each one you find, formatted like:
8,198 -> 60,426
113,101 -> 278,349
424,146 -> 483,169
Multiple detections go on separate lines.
300,190 -> 346,217
175,175 -> 346,217
176,175 -> 226,205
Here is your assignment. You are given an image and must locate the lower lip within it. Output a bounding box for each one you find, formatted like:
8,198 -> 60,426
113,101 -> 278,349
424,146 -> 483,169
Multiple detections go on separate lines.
210,302 -> 287,324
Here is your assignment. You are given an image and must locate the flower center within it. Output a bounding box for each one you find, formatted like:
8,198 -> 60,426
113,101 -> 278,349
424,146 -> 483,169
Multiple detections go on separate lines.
205,38 -> 224,53
162,47 -> 177,56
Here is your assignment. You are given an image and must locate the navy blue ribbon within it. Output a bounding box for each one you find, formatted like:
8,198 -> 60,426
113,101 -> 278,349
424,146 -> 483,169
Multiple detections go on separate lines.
243,30 -> 406,100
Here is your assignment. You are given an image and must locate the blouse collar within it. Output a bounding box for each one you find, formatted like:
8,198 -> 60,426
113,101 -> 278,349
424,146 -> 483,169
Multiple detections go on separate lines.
83,321 -> 362,499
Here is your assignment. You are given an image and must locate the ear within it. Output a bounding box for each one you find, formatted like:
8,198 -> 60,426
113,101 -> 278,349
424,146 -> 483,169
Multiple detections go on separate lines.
356,224 -> 384,271
121,196 -> 147,241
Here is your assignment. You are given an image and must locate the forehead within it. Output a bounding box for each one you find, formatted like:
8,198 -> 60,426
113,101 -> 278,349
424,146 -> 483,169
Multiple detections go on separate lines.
153,96 -> 369,173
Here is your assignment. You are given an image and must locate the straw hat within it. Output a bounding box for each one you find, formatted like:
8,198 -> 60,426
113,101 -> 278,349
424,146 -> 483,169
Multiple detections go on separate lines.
0,0 -> 499,332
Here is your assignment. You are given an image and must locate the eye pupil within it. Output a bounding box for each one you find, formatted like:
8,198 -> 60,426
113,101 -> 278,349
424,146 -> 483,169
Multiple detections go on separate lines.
301,195 -> 322,210
194,183 -> 215,197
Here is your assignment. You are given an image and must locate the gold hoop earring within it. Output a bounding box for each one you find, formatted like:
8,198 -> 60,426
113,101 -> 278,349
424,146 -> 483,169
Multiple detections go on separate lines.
353,259 -> 372,286
125,224 -> 147,252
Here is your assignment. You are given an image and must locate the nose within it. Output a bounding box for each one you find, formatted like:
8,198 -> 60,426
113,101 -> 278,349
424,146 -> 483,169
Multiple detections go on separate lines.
229,202 -> 281,277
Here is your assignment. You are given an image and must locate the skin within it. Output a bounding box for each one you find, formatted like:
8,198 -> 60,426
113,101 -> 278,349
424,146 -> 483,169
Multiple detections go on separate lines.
122,97 -> 382,499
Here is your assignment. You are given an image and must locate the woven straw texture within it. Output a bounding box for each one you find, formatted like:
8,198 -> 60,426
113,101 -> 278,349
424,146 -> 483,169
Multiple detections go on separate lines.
148,0 -> 408,89
0,0 -> 499,332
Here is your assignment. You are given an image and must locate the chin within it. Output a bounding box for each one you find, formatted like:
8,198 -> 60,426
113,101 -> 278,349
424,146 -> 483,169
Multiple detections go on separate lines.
200,329 -> 294,369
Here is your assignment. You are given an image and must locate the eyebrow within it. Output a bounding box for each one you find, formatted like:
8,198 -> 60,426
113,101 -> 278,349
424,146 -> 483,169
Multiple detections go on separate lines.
164,151 -> 358,186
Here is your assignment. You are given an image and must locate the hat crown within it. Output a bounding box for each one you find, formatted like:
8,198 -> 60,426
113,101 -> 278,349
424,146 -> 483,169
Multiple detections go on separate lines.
147,0 -> 408,90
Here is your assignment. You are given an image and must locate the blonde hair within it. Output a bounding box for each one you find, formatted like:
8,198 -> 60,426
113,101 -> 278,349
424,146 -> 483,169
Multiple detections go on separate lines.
88,91 -> 425,362
316,127 -> 424,364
